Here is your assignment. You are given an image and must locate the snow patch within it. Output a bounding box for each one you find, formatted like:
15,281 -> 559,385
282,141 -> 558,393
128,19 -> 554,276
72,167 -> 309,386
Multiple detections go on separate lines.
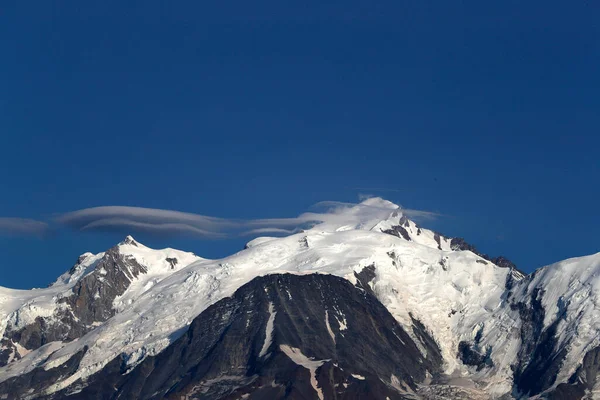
325,310 -> 335,344
280,345 -> 328,400
259,302 -> 276,358
334,313 -> 348,331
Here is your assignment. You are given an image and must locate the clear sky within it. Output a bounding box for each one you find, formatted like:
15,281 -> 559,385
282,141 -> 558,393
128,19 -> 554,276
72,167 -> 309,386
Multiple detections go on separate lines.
1,1 -> 598,289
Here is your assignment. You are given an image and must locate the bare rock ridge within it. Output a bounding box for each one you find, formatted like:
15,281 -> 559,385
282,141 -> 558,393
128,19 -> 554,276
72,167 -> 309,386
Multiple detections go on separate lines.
449,237 -> 524,275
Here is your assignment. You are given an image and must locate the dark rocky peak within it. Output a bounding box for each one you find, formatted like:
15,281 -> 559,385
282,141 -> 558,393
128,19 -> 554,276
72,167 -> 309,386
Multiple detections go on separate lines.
63,246 -> 147,323
1,246 -> 148,358
45,273 -> 442,400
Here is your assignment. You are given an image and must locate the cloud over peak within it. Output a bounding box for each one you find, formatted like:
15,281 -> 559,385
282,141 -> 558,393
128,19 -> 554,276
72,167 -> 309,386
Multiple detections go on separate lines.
55,198 -> 438,239
1,198 -> 440,240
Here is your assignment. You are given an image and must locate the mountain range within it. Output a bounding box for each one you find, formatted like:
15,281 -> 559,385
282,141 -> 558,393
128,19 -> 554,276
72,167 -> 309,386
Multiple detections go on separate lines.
1,198 -> 599,399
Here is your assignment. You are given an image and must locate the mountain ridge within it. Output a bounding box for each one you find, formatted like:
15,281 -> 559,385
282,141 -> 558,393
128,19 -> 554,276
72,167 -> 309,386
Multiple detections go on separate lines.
0,198 -> 598,399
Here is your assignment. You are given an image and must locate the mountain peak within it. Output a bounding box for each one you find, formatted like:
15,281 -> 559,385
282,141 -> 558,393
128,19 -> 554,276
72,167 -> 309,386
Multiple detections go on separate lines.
120,235 -> 139,247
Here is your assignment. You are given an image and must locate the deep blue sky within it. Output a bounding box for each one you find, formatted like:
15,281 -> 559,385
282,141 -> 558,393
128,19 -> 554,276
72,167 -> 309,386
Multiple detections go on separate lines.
1,1 -> 598,289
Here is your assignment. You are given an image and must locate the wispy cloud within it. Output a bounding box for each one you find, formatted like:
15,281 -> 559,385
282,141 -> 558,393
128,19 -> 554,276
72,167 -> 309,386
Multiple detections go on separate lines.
358,193 -> 375,201
0,218 -> 49,237
79,218 -> 227,238
56,206 -> 237,239
402,209 -> 441,220
55,198 -> 440,239
57,206 -> 238,230
57,205 -> 319,238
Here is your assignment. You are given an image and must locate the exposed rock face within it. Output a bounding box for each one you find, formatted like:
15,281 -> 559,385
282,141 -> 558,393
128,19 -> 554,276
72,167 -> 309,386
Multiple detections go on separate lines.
450,237 -> 524,276
510,286 -> 569,397
165,257 -> 178,269
0,246 -> 147,363
37,273 -> 442,400
379,225 -> 522,278
0,339 -> 17,367
489,256 -> 517,270
458,341 -> 493,371
62,247 -> 147,326
409,315 -> 443,370
382,225 -> 412,241
433,232 -> 442,250
399,215 -> 411,227
549,346 -> 600,399
353,264 -> 377,295
449,237 -> 479,253
0,347 -> 88,399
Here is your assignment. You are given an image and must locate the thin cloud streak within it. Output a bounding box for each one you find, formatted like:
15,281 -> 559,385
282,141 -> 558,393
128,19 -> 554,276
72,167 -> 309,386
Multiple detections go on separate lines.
0,218 -> 49,237
312,200 -> 440,220
402,209 -> 441,220
57,206 -> 239,231
80,218 -> 227,238
56,199 -> 441,239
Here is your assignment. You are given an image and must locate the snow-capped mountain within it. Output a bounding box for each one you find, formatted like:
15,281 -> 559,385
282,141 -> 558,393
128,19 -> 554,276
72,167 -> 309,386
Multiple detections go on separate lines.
0,198 -> 598,399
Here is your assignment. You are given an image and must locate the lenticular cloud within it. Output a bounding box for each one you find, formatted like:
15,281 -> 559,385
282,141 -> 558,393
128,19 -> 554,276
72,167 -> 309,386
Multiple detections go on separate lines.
55,198 -> 438,239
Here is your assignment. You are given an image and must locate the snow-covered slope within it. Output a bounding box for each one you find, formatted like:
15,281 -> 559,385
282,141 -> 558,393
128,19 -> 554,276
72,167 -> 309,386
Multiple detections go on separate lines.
0,198 -> 598,399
